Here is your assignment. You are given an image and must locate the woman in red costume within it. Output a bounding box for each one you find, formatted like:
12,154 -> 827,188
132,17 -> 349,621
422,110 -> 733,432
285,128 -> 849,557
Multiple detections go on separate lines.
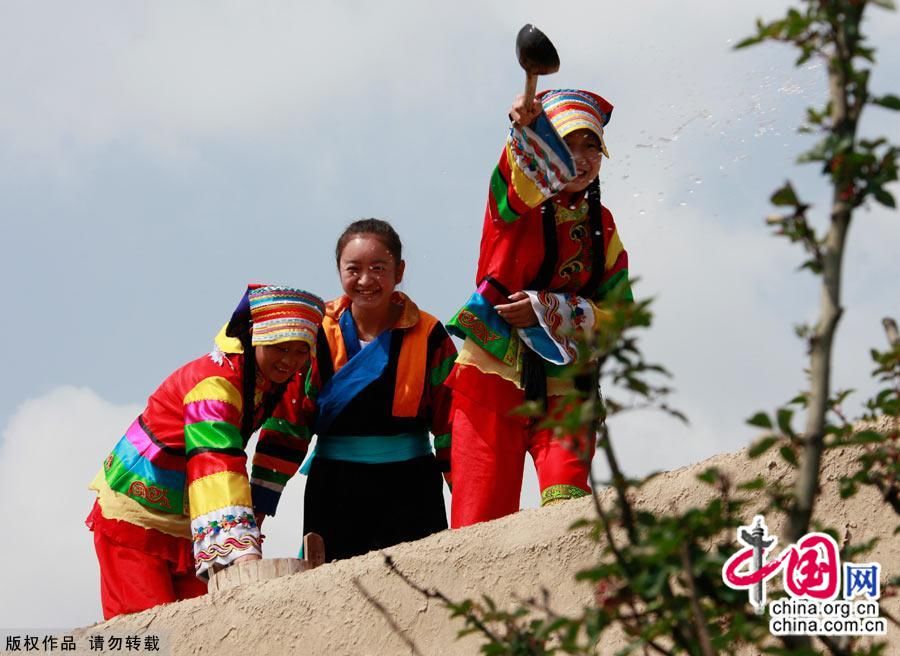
448,90 -> 633,527
86,285 -> 325,619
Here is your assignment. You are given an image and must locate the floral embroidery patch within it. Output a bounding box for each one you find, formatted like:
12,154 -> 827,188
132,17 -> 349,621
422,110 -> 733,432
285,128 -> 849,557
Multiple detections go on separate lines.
193,512 -> 258,543
566,295 -> 588,329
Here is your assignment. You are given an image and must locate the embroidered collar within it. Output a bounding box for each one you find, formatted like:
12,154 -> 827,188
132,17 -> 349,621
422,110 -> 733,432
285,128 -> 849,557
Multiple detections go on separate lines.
554,190 -> 589,211
326,292 -> 420,330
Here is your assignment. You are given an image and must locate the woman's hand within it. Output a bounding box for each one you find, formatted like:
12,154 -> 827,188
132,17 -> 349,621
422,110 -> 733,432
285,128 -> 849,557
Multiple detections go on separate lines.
255,512 -> 266,544
494,291 -> 538,328
509,94 -> 542,127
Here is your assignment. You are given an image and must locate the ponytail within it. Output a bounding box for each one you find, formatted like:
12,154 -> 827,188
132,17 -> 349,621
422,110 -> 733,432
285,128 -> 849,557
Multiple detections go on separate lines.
587,175 -> 602,216
238,331 -> 257,441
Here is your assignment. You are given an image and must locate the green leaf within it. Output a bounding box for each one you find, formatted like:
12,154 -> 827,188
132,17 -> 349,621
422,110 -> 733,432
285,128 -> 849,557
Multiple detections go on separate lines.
747,412 -> 773,429
776,408 -> 795,438
839,477 -> 858,499
734,35 -> 764,50
872,94 -> 900,111
871,0 -> 897,11
789,393 -> 809,406
738,476 -> 767,491
508,401 -> 545,418
873,187 -> 896,208
780,446 -> 798,468
771,183 -> 799,207
848,430 -> 885,445
697,467 -> 720,484
748,436 -> 779,458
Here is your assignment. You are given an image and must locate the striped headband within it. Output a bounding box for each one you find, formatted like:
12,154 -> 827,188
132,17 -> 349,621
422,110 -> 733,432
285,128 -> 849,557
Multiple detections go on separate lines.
540,89 -> 614,156
226,284 -> 325,350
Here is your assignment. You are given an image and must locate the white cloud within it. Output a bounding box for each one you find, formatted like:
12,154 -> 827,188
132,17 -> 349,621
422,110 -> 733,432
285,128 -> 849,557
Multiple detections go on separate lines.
594,180 -> 899,477
0,1 -> 509,165
0,388 -> 140,629
0,0 -> 822,166
0,387 -> 329,628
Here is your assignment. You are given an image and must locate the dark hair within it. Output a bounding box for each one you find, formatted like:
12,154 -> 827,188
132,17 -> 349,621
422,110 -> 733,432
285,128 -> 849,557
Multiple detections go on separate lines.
237,331 -> 287,441
335,218 -> 403,267
523,176 -> 603,405
587,175 -> 601,220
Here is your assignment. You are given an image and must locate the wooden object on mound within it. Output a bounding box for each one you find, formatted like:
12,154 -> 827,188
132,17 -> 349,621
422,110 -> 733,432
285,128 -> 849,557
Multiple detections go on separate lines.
207,532 -> 325,594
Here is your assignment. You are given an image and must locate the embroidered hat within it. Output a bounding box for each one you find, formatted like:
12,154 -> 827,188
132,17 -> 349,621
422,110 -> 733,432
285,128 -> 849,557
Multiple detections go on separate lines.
225,284 -> 325,349
540,89 -> 613,157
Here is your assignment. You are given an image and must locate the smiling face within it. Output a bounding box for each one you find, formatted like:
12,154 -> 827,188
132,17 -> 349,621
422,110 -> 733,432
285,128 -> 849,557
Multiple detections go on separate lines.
254,340 -> 311,385
338,234 -> 405,315
563,129 -> 605,193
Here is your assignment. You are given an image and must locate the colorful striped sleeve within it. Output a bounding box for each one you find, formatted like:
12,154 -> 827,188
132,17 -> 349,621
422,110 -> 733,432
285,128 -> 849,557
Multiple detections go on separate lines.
425,322 -> 457,472
488,114 -> 576,225
250,371 -> 314,516
183,375 -> 260,578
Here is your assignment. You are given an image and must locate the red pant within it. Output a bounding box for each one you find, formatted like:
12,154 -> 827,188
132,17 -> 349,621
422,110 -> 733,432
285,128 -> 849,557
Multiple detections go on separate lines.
88,503 -> 206,620
93,531 -> 207,619
450,379 -> 594,529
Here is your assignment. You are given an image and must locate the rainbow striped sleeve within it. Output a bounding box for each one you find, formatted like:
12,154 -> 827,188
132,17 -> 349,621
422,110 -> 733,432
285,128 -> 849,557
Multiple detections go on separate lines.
183,375 -> 260,577
488,114 -> 576,225
250,373 -> 312,516
426,323 -> 457,472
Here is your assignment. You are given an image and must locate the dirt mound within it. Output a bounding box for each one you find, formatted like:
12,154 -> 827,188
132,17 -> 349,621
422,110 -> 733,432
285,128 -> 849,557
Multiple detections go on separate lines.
77,434 -> 898,655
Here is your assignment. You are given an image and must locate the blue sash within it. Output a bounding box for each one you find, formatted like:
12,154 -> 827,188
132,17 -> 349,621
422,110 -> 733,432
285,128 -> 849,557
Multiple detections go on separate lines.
316,433 -> 431,463
301,310 -> 394,475
313,310 -> 391,436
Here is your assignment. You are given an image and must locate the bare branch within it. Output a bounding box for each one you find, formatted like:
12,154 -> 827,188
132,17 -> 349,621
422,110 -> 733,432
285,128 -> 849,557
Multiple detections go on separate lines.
678,543 -> 716,656
884,317 -> 899,347
596,417 -> 638,544
817,633 -> 853,656
352,577 -> 425,656
382,555 -> 503,645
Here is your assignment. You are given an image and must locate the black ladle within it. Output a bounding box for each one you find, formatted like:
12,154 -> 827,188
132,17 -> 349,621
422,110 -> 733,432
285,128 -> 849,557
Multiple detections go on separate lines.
516,24 -> 560,110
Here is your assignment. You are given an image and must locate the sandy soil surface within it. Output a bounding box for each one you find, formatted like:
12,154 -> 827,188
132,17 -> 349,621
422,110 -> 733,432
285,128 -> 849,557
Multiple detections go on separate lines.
75,422 -> 898,655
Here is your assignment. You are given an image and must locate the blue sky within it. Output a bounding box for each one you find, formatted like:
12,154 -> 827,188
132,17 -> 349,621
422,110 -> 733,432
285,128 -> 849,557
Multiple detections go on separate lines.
1,0 -> 898,629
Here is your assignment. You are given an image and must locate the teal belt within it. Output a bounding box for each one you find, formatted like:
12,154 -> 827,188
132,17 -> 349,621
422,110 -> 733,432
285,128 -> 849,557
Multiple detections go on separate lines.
299,433 -> 432,475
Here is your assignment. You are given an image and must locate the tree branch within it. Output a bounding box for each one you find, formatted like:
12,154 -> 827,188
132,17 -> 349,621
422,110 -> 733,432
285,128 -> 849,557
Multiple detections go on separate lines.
382,555 -> 503,645
678,543 -> 716,656
352,577 -> 425,656
884,317 -> 899,347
